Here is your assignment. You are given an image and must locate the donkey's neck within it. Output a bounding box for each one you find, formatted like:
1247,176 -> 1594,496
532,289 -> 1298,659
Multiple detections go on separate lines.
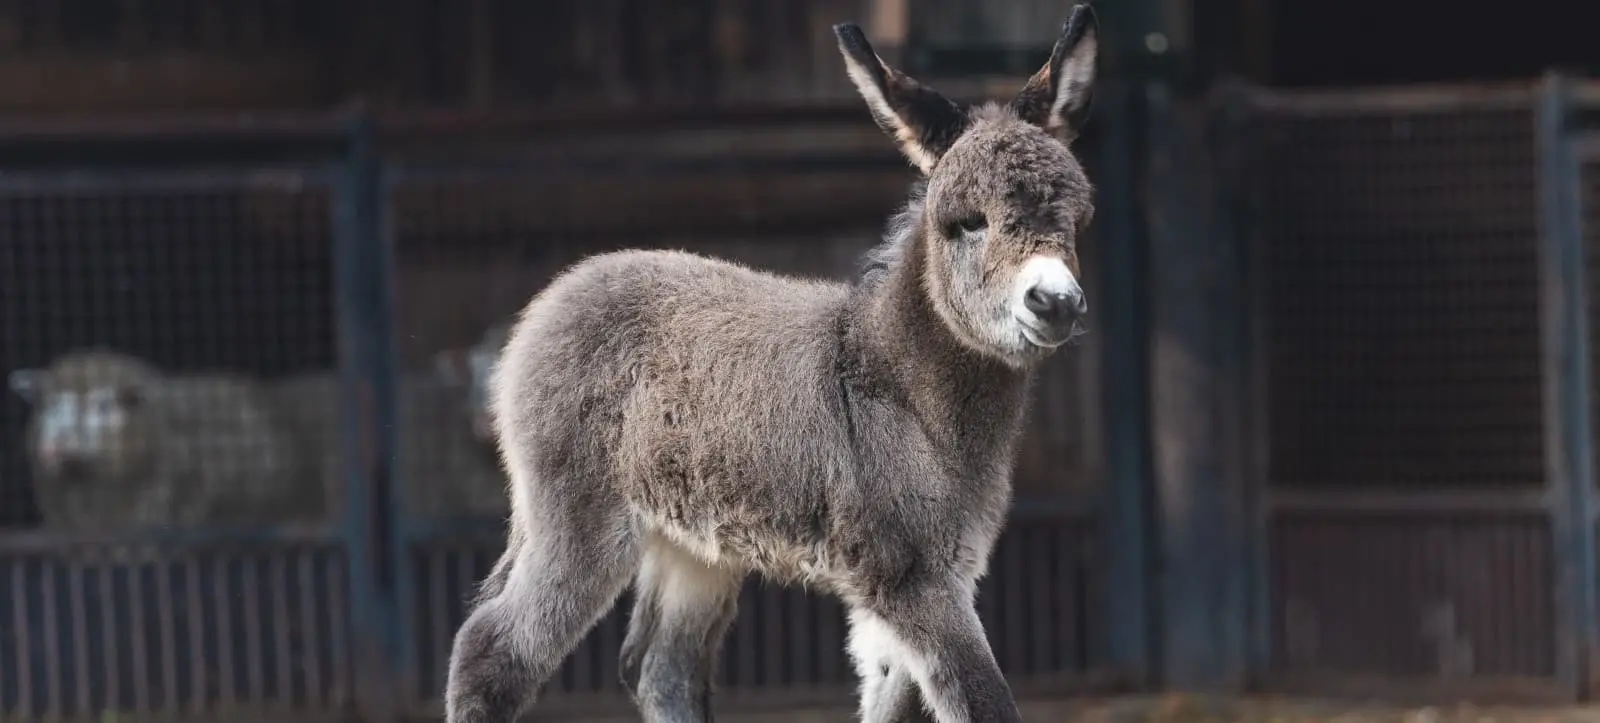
845,231 -> 1032,457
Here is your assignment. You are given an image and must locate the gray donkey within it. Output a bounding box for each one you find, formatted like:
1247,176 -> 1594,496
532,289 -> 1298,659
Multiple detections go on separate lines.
445,5 -> 1099,723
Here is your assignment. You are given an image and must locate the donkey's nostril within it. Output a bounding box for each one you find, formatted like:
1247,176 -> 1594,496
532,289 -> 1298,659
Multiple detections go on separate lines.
1024,285 -> 1080,325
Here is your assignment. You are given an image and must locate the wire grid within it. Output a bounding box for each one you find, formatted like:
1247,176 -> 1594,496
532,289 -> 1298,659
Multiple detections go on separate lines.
0,173 -> 348,718
0,176 -> 337,530
1270,512 -> 1555,679
1253,104 -> 1542,489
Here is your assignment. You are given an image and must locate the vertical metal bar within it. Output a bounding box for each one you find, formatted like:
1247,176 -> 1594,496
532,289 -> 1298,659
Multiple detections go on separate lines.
128,558 -> 150,714
429,546 -> 450,702
1002,530 -> 1025,674
270,554 -> 293,710
1093,75 -> 1155,685
385,164 -> 424,711
212,555 -> 237,707
1229,85 -> 1276,685
68,560 -> 90,716
334,109 -> 406,717
12,560 -> 33,718
40,560 -> 60,717
98,561 -> 120,712
155,558 -> 178,712
326,552 -> 352,707
1536,71 -> 1599,700
184,557 -> 204,716
297,551 -> 323,710
452,544 -> 478,700
1028,525 -> 1055,673
789,590 -> 815,687
242,556 -> 265,702
1149,75 -> 1253,689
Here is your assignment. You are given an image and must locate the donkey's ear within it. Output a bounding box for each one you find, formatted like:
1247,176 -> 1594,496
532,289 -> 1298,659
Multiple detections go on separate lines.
834,23 -> 968,174
1010,3 -> 1098,142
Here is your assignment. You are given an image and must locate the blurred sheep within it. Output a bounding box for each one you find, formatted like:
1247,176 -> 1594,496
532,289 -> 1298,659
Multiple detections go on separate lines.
268,368 -> 508,521
432,321 -> 511,448
8,350 -> 317,533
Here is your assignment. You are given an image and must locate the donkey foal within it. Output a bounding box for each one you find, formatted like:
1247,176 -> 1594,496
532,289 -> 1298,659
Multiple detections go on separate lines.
445,5 -> 1099,723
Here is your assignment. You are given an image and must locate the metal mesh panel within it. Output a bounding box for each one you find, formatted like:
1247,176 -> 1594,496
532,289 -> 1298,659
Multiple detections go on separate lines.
406,517 -> 1094,707
0,174 -> 338,530
1253,101 -> 1542,488
1269,513 -> 1555,679
0,171 -> 350,720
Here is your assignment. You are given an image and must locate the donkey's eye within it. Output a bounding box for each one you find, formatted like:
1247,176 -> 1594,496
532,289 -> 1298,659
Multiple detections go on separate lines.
947,214 -> 987,237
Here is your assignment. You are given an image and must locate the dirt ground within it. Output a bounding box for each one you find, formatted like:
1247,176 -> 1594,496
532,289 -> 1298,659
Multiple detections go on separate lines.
1041,695 -> 1600,723
621,695 -> 1600,723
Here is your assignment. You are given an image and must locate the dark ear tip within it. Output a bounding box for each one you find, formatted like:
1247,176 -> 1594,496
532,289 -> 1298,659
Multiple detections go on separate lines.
1065,3 -> 1098,35
833,22 -> 873,56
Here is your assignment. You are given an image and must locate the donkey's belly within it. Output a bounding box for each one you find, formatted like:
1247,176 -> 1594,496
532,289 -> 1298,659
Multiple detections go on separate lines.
619,429 -> 838,583
643,509 -> 833,584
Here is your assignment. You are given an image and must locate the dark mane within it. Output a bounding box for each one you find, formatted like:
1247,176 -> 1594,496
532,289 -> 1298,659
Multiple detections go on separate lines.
855,180 -> 926,289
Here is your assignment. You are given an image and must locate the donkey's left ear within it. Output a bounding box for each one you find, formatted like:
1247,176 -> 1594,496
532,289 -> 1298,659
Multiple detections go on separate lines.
835,23 -> 969,175
1010,3 -> 1098,142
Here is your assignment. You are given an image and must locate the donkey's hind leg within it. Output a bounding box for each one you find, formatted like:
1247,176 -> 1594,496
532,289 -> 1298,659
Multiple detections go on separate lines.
621,537 -> 741,723
444,508 -> 640,723
848,609 -> 935,723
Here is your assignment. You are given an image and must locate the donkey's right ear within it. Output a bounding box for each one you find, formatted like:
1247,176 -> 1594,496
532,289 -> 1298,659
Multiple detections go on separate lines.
9,368 -> 42,403
834,23 -> 968,175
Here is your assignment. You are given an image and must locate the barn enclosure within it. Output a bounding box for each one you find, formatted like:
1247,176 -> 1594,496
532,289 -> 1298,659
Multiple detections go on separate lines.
1,0 -> 1599,718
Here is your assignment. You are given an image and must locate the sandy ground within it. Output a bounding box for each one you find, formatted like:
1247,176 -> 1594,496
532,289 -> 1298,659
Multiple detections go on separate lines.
563,695 -> 1600,723
1040,695 -> 1600,723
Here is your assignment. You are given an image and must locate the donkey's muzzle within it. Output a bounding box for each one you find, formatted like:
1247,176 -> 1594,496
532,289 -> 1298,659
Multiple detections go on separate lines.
1023,284 -> 1087,329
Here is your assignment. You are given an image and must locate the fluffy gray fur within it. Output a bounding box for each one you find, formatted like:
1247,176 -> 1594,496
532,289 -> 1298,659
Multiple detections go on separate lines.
445,6 -> 1099,723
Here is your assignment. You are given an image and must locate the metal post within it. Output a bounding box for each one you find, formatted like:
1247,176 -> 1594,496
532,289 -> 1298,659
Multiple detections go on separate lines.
1093,76 -> 1156,688
1144,79 -> 1251,689
1535,71 -> 1599,700
333,109 -> 406,716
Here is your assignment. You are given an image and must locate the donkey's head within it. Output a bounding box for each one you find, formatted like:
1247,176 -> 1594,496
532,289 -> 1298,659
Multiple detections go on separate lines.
836,4 -> 1098,366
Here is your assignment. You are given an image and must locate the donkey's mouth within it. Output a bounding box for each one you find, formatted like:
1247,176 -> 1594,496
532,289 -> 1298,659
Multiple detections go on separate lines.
1020,324 -> 1073,350
1018,318 -> 1089,350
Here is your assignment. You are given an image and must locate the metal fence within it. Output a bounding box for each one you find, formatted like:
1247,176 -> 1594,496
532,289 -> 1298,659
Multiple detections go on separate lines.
1218,76 -> 1600,701
0,110 -> 1119,721
14,74 -> 1600,722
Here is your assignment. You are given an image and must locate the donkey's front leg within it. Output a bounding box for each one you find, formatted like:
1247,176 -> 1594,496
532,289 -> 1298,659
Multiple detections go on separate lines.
853,584 -> 1018,723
